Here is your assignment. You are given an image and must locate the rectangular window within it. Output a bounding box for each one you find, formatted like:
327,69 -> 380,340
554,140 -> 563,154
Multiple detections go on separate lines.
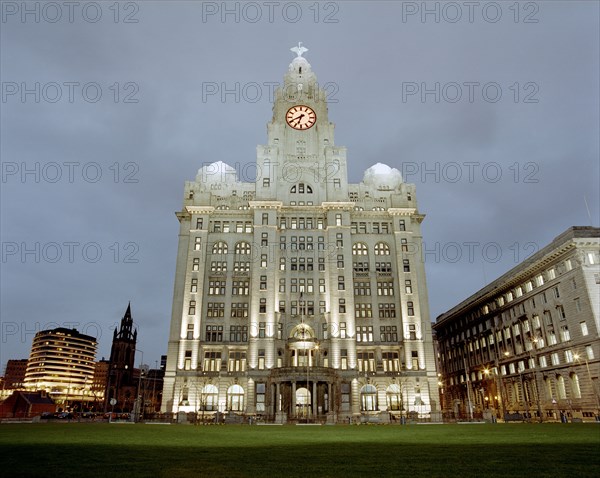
228,351 -> 246,371
354,303 -> 373,318
184,350 -> 192,370
377,281 -> 394,296
339,322 -> 347,339
230,302 -> 249,318
186,324 -> 194,340
258,349 -> 265,370
356,326 -> 374,343
207,302 -> 225,318
188,300 -> 196,314
560,326 -> 570,342
259,322 -> 266,338
405,279 -> 412,294
229,325 -> 248,342
378,303 -> 396,318
407,301 -> 415,316
403,259 -> 410,272
580,321 -> 589,336
550,352 -> 560,366
399,220 -> 406,231
382,351 -> 400,371
259,299 -> 267,314
357,352 -> 375,372
260,275 -> 267,290
232,280 -> 249,295
192,258 -> 200,271
190,278 -> 198,293
205,325 -> 223,342
194,237 -> 202,251
339,298 -> 346,314
263,178 -> 270,187
338,276 -> 345,290
262,213 -> 268,225
380,326 -> 398,342
340,349 -> 348,370
203,352 -> 222,372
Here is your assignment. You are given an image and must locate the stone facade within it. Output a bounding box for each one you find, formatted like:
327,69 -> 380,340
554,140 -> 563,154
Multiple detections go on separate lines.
434,226 -> 600,421
161,48 -> 438,423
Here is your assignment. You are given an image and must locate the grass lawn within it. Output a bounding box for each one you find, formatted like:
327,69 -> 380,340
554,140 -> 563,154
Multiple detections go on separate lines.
0,422 -> 598,477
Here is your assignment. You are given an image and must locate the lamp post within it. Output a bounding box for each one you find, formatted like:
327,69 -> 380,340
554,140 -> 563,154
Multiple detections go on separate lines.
134,349 -> 144,423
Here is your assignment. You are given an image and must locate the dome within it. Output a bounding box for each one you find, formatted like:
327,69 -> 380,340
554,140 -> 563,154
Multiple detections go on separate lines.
196,161 -> 239,184
363,163 -> 403,189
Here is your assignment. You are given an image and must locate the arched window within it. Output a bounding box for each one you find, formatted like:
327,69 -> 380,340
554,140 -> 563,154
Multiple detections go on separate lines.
557,375 -> 567,399
544,376 -> 554,400
235,241 -> 251,255
570,373 -> 581,398
212,241 -> 228,254
361,384 -> 378,411
352,242 -> 369,256
386,384 -> 402,411
374,242 -> 390,255
227,384 -> 245,411
290,182 -> 313,194
200,384 -> 218,411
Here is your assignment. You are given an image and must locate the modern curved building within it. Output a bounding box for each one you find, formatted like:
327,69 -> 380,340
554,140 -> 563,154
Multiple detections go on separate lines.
24,327 -> 97,406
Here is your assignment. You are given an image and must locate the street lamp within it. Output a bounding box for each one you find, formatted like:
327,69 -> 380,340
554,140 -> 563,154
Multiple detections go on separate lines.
134,349 -> 144,423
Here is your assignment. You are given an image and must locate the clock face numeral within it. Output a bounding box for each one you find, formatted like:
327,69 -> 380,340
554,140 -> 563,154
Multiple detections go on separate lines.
286,105 -> 316,130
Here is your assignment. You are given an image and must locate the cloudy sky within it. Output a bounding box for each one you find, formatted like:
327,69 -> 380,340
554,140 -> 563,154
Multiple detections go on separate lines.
1,1 -> 598,371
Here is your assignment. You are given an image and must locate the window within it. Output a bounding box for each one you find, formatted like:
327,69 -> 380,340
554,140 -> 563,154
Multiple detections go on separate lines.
188,300 -> 196,314
206,325 -> 223,342
229,326 -> 248,342
556,305 -> 566,320
186,324 -> 194,340
352,243 -> 368,255
192,258 -> 200,271
411,351 -> 419,369
357,353 -> 376,372
337,255 -> 344,268
560,326 -> 570,342
338,276 -> 345,290
194,237 -> 202,251
556,375 -> 566,399
407,324 -> 417,340
382,352 -> 400,372
574,298 -> 581,313
355,303 -> 373,318
339,322 -> 347,339
232,280 -> 249,295
231,302 -> 249,318
339,299 -> 346,314
208,280 -> 225,294
550,352 -> 560,366
333,178 -> 341,188
263,178 -> 270,187
380,326 -> 398,342
356,326 -> 374,342
199,384 -> 218,411
207,302 -> 225,318
399,220 -> 406,231
336,233 -> 344,248
212,241 -> 227,254
235,242 -> 251,255
256,383 -> 266,412
354,280 -> 371,296
403,259 -> 410,272
319,279 -> 326,293
258,349 -> 265,370
340,349 -> 348,370
227,385 -> 245,411
543,310 -> 552,326
261,254 -> 267,268
586,345 -> 595,360
565,349 -> 574,363
262,213 -> 268,225
377,281 -> 394,296
203,352 -> 221,372
386,384 -> 402,410
580,321 -> 589,336
233,261 -> 250,272
360,384 -> 377,411
374,242 -> 390,255
210,261 -> 227,272
378,303 -> 396,318
335,213 -> 342,226
190,278 -> 198,293
405,280 -> 412,294
407,301 -> 415,316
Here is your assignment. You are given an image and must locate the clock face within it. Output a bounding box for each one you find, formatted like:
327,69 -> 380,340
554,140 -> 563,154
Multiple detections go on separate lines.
286,105 -> 316,130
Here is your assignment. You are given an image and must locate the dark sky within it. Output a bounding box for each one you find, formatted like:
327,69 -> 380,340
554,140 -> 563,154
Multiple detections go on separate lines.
1,1 -> 598,371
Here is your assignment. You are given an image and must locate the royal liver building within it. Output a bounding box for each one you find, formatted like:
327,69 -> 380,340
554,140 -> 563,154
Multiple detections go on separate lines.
162,45 -> 438,423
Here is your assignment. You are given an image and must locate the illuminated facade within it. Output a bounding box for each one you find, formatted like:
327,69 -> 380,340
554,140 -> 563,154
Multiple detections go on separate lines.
434,227 -> 600,421
162,46 -> 438,423
23,327 -> 97,406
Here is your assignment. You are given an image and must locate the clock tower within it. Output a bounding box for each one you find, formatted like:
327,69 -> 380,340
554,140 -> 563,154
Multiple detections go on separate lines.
256,43 -> 348,204
162,45 -> 439,424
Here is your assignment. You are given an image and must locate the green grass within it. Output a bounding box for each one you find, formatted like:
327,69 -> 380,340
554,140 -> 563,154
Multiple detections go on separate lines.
0,423 -> 598,477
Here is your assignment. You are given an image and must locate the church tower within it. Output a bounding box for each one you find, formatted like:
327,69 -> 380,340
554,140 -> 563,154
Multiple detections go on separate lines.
105,303 -> 138,412
162,45 -> 438,423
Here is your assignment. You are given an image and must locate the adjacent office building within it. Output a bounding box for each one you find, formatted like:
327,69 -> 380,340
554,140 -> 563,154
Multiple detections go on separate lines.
434,226 -> 600,421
